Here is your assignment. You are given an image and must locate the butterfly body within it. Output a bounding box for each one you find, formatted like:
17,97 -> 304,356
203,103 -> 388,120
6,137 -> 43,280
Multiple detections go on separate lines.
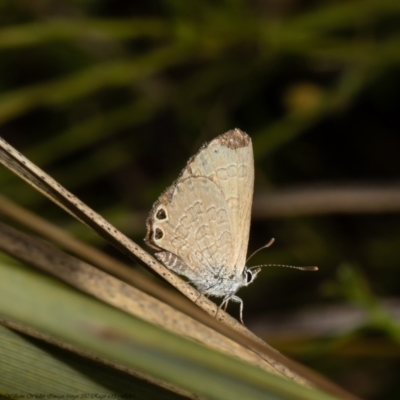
155,250 -> 258,299
145,129 -> 257,322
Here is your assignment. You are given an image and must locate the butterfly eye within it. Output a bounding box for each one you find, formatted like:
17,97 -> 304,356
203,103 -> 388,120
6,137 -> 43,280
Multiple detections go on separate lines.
155,228 -> 164,240
156,208 -> 167,220
245,270 -> 254,284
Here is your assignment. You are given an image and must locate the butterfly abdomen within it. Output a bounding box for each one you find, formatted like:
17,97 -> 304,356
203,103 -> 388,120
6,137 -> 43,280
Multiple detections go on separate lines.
156,251 -> 188,274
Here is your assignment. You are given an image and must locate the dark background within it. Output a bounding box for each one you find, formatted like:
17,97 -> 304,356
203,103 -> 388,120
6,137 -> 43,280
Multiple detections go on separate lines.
1,1 -> 400,398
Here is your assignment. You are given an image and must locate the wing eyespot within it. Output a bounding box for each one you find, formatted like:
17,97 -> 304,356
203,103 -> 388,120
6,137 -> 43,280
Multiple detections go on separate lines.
156,208 -> 167,220
155,228 -> 164,240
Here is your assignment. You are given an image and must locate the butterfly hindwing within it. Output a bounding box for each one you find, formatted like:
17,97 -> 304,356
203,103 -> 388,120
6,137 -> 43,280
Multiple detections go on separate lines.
147,176 -> 234,278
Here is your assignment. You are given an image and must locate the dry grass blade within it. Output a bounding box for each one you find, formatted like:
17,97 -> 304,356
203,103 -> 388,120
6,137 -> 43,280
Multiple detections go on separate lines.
0,258 -> 347,400
0,137 -> 360,400
0,221 -> 289,378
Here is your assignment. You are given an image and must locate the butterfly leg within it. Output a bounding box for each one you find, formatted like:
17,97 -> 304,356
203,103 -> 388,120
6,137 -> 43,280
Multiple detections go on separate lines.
214,294 -> 232,319
230,295 -> 245,325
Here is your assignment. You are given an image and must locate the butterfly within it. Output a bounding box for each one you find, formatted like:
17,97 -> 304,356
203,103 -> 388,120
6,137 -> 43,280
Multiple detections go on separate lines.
145,128 -> 259,323
145,128 -> 316,323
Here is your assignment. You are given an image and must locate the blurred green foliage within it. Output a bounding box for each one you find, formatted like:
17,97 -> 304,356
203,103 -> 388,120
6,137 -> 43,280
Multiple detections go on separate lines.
0,1 -> 400,399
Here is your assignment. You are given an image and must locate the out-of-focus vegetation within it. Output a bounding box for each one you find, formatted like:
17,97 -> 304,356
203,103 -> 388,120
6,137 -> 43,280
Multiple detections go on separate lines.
0,1 -> 400,399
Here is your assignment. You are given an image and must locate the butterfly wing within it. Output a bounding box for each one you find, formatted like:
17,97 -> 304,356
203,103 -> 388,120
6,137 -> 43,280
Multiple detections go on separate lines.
146,176 -> 234,281
145,128 -> 254,278
180,129 -> 254,272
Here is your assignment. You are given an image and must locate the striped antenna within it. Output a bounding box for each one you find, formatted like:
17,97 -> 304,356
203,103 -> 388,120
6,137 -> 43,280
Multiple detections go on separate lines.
246,238 -> 275,263
250,264 -> 318,271
247,237 -> 318,271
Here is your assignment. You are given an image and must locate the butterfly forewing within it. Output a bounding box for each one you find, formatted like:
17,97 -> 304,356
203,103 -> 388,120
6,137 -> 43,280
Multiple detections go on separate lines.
179,129 -> 254,273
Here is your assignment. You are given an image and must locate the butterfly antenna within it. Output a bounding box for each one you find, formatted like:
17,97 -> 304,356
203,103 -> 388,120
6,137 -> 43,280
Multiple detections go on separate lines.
250,263 -> 318,271
246,238 -> 275,263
